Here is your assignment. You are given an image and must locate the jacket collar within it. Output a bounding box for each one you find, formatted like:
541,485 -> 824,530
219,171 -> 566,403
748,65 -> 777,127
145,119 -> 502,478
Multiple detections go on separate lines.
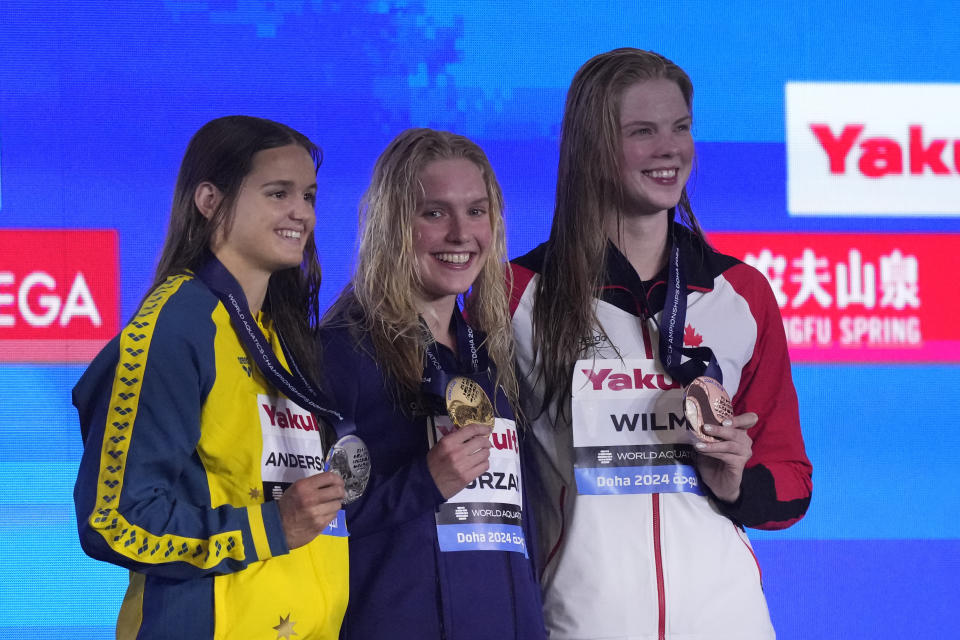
600,222 -> 715,318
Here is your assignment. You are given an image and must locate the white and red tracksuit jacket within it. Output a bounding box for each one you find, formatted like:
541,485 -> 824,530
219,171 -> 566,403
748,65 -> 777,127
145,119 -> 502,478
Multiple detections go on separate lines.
508,225 -> 812,640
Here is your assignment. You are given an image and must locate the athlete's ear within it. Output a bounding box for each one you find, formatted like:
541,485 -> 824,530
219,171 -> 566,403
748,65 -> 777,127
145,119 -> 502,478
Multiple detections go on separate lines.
194,182 -> 224,219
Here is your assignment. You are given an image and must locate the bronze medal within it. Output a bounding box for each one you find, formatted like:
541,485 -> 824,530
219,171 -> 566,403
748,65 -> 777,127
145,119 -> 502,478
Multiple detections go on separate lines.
444,376 -> 494,428
682,376 -> 733,443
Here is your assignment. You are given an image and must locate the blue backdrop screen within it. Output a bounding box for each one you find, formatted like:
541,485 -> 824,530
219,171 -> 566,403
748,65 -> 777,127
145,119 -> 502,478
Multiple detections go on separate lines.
1,2 -> 958,638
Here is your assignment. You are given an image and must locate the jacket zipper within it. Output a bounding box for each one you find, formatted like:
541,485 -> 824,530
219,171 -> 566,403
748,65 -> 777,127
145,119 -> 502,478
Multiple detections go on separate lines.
638,295 -> 667,639
652,493 -> 666,640
428,414 -> 449,640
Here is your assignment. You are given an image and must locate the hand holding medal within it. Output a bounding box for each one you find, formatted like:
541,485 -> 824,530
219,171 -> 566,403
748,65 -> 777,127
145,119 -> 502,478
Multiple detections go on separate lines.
424,376 -> 495,499
276,470 -> 347,549
682,376 -> 758,503
324,434 -> 371,505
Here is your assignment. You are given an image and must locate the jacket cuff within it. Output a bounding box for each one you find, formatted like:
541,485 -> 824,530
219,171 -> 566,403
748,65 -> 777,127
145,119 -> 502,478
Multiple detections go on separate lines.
414,455 -> 448,507
712,464 -> 781,528
253,500 -> 290,560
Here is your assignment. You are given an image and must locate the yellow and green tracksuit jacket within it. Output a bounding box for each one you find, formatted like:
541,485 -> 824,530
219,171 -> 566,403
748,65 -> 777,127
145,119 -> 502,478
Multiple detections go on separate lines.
73,274 -> 348,639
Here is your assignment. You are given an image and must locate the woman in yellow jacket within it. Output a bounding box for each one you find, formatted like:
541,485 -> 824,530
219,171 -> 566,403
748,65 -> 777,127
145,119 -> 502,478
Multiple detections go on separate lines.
73,116 -> 348,640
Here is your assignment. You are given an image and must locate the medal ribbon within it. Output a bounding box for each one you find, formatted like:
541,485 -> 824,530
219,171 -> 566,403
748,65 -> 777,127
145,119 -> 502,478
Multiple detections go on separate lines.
421,305 -> 494,401
657,210 -> 723,387
194,255 -> 355,438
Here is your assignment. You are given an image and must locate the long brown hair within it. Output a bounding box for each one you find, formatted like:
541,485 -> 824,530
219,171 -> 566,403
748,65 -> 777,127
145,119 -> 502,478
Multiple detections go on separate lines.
326,128 -> 518,413
531,48 -> 708,417
152,115 -> 325,385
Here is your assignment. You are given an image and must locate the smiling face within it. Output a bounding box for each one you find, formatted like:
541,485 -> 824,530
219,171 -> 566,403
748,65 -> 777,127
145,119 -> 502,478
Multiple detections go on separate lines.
209,144 -> 317,283
618,77 -> 693,218
412,157 -> 492,309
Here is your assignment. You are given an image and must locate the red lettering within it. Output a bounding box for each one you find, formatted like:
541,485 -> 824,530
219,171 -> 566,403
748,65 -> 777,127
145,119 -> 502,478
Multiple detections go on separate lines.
582,368 -> 611,390
656,374 -> 680,390
633,369 -> 656,390
812,124 -> 959,178
489,428 -> 519,451
298,413 -> 312,431
584,367 -> 673,391
909,125 -> 949,175
608,373 -> 631,390
261,403 -> 278,425
811,124 -> 863,173
286,408 -> 308,430
859,138 -> 903,177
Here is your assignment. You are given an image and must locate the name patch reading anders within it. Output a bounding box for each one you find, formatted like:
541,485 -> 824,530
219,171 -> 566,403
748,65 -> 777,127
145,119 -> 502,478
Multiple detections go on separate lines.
258,394 -> 346,536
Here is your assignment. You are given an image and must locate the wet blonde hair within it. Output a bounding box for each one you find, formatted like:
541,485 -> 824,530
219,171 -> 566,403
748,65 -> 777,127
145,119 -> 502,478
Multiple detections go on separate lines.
327,128 -> 517,412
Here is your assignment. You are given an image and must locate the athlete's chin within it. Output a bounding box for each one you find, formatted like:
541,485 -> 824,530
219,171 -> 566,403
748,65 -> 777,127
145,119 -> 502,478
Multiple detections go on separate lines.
621,189 -> 683,216
267,257 -> 304,273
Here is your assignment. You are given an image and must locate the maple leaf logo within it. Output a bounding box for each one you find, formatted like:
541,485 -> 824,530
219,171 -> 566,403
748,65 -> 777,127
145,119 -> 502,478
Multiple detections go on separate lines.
684,324 -> 704,347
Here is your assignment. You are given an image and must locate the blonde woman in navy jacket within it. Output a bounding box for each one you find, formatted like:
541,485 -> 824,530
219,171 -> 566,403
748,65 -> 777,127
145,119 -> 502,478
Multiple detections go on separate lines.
320,128 -> 546,640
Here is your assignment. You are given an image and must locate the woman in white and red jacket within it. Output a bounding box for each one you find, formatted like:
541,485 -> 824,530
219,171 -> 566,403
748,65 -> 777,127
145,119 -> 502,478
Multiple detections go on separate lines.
508,48 -> 812,640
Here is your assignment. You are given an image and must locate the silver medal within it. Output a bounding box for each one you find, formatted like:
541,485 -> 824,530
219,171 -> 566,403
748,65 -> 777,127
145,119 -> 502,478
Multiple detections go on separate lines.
324,434 -> 371,504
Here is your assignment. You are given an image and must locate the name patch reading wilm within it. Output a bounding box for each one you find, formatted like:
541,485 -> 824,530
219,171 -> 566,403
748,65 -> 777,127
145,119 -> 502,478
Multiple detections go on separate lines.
571,358 -> 703,496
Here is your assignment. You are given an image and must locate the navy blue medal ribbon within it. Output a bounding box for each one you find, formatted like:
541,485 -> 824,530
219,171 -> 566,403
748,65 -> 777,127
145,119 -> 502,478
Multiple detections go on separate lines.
194,255 -> 355,438
421,305 -> 495,403
656,210 -> 723,387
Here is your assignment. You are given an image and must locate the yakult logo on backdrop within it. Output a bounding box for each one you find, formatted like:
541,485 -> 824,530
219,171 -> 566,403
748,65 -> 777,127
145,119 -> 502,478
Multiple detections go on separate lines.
0,230 -> 118,362
786,82 -> 960,216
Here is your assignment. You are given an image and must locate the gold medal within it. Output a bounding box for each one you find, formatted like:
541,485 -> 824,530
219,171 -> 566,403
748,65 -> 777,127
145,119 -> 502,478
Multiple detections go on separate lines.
444,376 -> 494,428
682,376 -> 733,443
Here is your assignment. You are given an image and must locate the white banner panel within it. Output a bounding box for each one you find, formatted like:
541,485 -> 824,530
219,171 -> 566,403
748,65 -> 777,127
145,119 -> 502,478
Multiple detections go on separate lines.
786,82 -> 960,216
